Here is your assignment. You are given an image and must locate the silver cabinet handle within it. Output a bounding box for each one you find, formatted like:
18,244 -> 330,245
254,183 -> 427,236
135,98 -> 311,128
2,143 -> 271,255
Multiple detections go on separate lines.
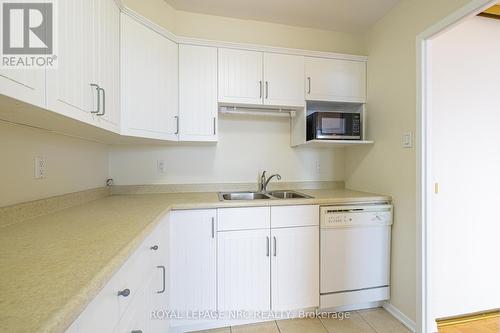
156,266 -> 166,294
213,117 -> 216,135
265,81 -> 269,99
273,236 -> 277,257
307,77 -> 311,94
131,330 -> 143,333
117,288 -> 130,297
90,83 -> 100,114
150,245 -> 159,251
174,115 -> 179,134
211,217 -> 215,238
259,81 -> 263,98
266,236 -> 270,257
97,87 -> 105,116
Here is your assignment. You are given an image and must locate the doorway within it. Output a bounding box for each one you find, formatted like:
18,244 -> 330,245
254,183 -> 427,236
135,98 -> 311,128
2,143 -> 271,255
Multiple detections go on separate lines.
418,1 -> 500,332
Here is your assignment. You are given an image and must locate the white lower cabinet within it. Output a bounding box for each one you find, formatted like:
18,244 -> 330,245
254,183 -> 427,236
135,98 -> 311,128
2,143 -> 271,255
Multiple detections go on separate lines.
217,205 -> 319,316
65,217 -> 169,333
169,210 -> 217,313
218,229 -> 271,312
271,226 -> 319,311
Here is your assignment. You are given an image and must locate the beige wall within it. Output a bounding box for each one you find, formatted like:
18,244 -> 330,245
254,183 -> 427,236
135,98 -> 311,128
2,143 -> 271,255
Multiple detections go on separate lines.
123,0 -> 365,55
0,122 -> 109,207
109,115 -> 345,185
344,0 -> 471,322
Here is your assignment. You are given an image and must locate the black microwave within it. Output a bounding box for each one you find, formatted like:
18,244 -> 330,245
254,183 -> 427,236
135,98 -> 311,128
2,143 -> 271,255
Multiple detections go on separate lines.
306,112 -> 361,141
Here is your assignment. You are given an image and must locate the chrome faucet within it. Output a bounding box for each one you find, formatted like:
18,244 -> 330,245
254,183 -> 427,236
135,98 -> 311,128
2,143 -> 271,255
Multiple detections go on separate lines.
259,171 -> 282,192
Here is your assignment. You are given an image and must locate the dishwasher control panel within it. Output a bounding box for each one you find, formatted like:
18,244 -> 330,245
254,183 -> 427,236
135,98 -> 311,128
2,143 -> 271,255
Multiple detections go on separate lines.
320,204 -> 393,228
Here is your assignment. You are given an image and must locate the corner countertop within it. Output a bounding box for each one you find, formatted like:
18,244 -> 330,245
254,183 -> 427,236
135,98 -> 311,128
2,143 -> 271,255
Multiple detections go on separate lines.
0,189 -> 390,333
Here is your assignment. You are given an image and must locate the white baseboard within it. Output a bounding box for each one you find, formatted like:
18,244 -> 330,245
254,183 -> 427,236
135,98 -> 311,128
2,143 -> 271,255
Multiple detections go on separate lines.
383,302 -> 417,333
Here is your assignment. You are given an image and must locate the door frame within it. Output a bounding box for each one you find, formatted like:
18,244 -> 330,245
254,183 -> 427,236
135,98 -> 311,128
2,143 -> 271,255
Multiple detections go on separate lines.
416,1 -> 496,332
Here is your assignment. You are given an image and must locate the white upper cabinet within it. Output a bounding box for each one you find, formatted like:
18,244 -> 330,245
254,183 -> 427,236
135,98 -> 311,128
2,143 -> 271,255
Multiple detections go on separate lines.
0,68 -> 45,108
46,0 -> 120,131
218,48 -> 306,108
305,57 -> 366,103
263,53 -> 305,107
95,0 -> 121,132
46,0 -> 98,125
179,44 -> 218,142
218,48 -> 263,105
121,13 -> 179,141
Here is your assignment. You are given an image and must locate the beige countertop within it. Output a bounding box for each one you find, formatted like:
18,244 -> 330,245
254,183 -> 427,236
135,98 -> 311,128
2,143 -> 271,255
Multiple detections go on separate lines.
0,189 -> 390,333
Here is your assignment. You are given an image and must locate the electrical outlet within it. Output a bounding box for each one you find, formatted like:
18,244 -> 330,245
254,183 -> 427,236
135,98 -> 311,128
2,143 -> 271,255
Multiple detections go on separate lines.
157,160 -> 167,174
34,156 -> 46,179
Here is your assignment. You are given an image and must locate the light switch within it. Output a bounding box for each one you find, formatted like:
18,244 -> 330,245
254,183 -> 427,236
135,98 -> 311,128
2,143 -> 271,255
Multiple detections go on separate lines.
402,132 -> 413,148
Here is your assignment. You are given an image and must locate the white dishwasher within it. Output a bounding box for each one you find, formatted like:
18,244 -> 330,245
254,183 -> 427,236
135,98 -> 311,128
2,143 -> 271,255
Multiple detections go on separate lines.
320,204 -> 393,310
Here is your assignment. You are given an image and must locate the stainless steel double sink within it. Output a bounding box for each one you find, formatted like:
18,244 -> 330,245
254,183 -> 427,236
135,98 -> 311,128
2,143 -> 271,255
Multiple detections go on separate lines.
218,190 -> 313,201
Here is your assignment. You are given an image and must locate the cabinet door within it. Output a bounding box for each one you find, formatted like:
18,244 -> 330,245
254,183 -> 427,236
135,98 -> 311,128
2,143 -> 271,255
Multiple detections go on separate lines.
263,53 -> 305,107
169,210 -> 217,312
218,48 -> 263,105
179,44 -> 217,142
95,0 -> 120,132
0,69 -> 45,108
271,226 -> 319,311
305,57 -> 366,103
121,13 -> 178,141
218,229 -> 271,312
46,0 -> 98,125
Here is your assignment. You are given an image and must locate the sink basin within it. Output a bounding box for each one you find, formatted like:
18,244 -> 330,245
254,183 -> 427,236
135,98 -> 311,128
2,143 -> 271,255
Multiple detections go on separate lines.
218,190 -> 312,201
267,190 -> 312,199
219,192 -> 272,201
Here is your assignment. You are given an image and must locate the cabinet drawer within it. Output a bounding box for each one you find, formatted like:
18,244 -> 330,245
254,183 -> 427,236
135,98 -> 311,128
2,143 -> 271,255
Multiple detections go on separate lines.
115,224 -> 162,317
271,205 -> 319,228
217,207 -> 270,231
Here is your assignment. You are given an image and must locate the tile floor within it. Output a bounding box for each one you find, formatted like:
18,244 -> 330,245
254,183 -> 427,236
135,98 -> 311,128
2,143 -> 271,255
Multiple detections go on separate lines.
193,308 -> 412,333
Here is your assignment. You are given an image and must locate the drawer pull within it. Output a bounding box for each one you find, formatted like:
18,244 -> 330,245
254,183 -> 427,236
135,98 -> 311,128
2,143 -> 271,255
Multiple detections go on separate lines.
150,245 -> 159,251
157,265 -> 166,294
117,288 -> 130,297
131,331 -> 143,333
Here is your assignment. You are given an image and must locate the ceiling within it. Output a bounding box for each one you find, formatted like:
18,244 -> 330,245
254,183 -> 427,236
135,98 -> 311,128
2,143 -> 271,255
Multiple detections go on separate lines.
164,0 -> 401,33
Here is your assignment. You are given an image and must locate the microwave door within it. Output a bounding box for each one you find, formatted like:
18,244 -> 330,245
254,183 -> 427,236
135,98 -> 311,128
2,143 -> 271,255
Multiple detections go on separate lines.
317,114 -> 345,139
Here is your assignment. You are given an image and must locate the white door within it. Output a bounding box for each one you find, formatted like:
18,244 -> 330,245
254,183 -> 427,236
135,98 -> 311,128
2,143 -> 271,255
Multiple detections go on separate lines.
121,13 -> 178,141
271,226 -> 319,311
218,229 -> 271,312
169,210 -> 217,313
305,57 -> 366,103
95,0 -> 120,132
46,0 -> 98,125
320,226 -> 391,293
263,53 -> 305,107
218,48 -> 263,105
179,44 -> 218,142
0,69 -> 45,108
